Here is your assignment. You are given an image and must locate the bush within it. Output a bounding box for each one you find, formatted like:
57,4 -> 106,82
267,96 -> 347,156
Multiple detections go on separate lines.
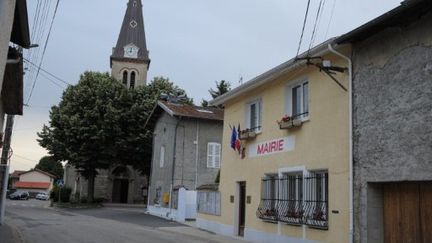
50,185 -> 72,203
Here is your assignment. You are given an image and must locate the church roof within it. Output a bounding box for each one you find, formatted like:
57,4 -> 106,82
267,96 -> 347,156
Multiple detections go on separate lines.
111,0 -> 149,63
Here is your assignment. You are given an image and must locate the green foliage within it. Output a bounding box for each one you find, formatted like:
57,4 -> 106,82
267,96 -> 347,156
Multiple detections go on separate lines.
38,72 -> 190,201
201,80 -> 231,108
215,169 -> 220,183
50,185 -> 72,203
35,156 -> 64,179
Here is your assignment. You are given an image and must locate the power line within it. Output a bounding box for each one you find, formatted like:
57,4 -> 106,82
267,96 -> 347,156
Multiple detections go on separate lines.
296,0 -> 311,58
325,0 -> 337,39
308,0 -> 325,53
24,58 -> 71,86
12,154 -> 39,163
26,0 -> 61,105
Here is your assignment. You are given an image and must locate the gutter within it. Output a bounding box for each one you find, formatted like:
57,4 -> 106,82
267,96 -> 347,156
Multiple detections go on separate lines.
328,43 -> 353,243
210,38 -> 335,106
169,117 -> 181,217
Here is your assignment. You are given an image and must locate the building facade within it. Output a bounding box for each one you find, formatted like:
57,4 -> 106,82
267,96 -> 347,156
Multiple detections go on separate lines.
15,169 -> 55,195
335,1 -> 432,242
197,41 -> 351,243
146,101 -> 223,217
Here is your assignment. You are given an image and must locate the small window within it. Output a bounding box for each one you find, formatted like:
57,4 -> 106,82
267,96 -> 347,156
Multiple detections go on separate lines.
122,71 -> 128,85
286,81 -> 309,119
207,143 -> 221,168
197,191 -> 221,215
159,146 -> 165,168
246,99 -> 262,132
130,71 -> 136,89
279,173 -> 303,225
256,174 -> 278,221
304,171 -> 328,228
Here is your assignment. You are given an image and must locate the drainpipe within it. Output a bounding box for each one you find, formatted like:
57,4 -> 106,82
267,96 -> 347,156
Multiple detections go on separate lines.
328,43 -> 353,243
169,117 -> 181,217
194,120 -> 200,189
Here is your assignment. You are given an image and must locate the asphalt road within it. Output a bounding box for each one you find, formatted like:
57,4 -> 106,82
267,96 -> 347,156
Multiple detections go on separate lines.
4,199 -> 246,243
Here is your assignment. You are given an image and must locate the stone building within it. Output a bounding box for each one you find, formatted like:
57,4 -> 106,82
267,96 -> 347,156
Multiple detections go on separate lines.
145,100 -> 223,214
64,0 -> 150,204
334,1 -> 432,242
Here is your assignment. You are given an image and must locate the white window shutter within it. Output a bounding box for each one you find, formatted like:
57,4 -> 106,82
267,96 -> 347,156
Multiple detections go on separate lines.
285,86 -> 293,116
214,143 -> 221,168
207,143 -> 213,168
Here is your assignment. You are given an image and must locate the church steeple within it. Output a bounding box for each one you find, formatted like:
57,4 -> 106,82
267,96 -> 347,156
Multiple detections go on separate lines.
111,0 -> 150,88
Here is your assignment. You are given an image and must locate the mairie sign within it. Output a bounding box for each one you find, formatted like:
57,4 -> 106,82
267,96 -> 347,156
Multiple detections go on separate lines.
248,136 -> 295,158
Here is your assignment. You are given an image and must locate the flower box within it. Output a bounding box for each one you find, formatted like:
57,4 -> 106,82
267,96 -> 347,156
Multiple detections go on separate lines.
278,116 -> 303,130
239,130 -> 256,140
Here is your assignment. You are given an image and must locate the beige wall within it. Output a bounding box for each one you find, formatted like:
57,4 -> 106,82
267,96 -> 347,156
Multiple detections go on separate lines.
201,51 -> 350,243
111,60 -> 148,88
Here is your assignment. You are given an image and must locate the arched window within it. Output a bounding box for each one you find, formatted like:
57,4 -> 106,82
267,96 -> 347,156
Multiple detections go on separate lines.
122,71 -> 128,85
130,71 -> 136,89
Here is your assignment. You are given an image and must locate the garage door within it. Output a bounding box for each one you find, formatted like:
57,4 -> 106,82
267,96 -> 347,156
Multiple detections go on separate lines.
384,182 -> 432,243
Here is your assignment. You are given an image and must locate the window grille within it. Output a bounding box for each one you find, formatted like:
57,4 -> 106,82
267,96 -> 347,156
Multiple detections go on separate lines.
256,176 -> 278,222
304,172 -> 328,229
278,174 -> 303,225
256,172 -> 329,229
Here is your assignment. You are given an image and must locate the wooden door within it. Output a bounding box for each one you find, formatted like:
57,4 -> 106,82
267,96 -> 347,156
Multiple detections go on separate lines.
384,182 -> 432,243
238,182 -> 246,237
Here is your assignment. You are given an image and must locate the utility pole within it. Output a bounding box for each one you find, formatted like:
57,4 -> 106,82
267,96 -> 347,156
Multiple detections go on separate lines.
1,114 -> 14,165
0,114 -> 14,225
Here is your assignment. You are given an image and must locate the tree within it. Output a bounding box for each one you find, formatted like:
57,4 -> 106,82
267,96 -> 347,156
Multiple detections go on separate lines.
35,156 -> 64,179
201,80 -> 231,108
38,73 -> 190,202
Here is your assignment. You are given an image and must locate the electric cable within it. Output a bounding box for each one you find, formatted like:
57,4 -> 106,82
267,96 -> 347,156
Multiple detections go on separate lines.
296,0 -> 311,58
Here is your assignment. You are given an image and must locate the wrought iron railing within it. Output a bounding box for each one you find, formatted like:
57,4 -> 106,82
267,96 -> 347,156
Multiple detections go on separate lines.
256,173 -> 328,229
256,176 -> 278,222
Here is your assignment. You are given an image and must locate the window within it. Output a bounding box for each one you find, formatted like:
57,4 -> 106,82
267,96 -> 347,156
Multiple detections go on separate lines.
304,171 -> 328,228
207,143 -> 221,168
122,71 -> 128,85
256,171 -> 329,229
279,174 -> 303,224
197,191 -> 221,215
246,99 -> 262,132
130,71 -> 136,89
286,81 -> 309,119
159,146 -> 165,168
256,174 -> 278,221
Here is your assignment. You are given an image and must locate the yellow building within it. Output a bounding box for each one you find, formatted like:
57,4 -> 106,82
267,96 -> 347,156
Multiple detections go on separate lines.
196,40 -> 351,243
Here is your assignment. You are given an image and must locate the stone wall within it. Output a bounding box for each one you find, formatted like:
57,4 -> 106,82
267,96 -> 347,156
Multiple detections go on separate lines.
352,12 -> 432,242
148,112 -> 223,207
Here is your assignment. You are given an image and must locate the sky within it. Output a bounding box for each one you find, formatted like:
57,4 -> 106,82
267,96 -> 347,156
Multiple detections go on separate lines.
9,0 -> 402,172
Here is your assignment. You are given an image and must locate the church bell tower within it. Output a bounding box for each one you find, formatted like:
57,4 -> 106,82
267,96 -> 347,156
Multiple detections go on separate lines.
111,0 -> 150,88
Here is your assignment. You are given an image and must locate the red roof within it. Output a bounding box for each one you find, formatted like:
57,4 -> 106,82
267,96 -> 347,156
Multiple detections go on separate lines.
158,101 -> 224,121
10,170 -> 26,178
15,181 -> 51,189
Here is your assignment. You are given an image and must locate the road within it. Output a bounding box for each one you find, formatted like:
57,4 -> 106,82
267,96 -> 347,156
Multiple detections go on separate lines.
4,199 -> 245,243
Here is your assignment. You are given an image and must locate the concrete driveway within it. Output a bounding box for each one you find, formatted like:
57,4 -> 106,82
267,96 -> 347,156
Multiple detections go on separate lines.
4,199 -> 246,243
